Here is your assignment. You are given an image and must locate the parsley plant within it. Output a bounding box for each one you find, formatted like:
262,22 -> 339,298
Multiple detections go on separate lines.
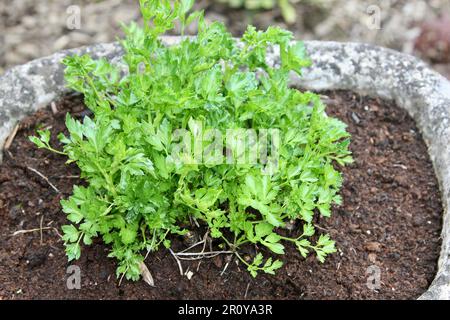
30,0 -> 352,281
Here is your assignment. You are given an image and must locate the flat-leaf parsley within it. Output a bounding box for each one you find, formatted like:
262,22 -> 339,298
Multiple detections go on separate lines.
30,0 -> 352,281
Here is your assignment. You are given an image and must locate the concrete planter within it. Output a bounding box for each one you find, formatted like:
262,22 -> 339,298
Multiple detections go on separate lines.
1,37 -> 449,299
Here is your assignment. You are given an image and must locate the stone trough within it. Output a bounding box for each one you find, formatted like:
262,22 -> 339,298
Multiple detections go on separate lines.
0,37 -> 449,299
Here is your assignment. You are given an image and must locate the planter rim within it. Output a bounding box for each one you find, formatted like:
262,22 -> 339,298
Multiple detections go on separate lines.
1,37 -> 449,300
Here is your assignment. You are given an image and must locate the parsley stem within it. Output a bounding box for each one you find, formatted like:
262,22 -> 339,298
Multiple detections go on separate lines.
44,146 -> 67,156
234,250 -> 251,268
220,235 -> 251,267
100,204 -> 114,217
77,232 -> 85,245
278,233 -> 306,243
95,163 -> 118,197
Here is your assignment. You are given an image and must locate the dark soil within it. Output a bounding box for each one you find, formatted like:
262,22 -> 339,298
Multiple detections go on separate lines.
0,90 -> 442,300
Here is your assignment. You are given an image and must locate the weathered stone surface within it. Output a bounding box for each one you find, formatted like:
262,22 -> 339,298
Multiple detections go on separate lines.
1,37 -> 449,299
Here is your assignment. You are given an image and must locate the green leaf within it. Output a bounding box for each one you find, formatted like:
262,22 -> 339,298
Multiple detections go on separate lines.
300,170 -> 318,182
62,224 -> 80,243
262,241 -> 285,254
29,135 -> 46,149
61,198 -> 84,224
296,242 -> 309,258
83,234 -> 93,245
266,210 -> 284,227
255,223 -> 273,238
66,243 -> 81,261
265,233 -> 281,243
283,41 -> 312,74
303,223 -> 315,237
300,210 -> 314,223
226,71 -> 257,107
269,259 -> 283,272
318,204 -> 331,218
29,129 -> 50,148
180,0 -> 194,15
120,227 -> 137,245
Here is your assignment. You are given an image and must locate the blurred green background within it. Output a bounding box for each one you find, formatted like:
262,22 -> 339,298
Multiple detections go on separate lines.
0,0 -> 449,77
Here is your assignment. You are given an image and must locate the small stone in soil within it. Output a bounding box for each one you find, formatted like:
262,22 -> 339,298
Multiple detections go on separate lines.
368,253 -> 377,263
351,112 -> 361,124
365,242 -> 382,252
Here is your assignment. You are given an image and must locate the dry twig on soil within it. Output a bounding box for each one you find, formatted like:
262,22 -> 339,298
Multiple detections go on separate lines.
4,124 -> 19,150
26,166 -> 60,193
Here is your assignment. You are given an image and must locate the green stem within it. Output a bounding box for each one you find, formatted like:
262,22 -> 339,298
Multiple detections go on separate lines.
100,204 -> 114,217
234,250 -> 251,268
45,146 -> 67,156
95,163 -> 118,197
220,235 -> 251,267
76,232 -> 85,245
279,232 -> 306,243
